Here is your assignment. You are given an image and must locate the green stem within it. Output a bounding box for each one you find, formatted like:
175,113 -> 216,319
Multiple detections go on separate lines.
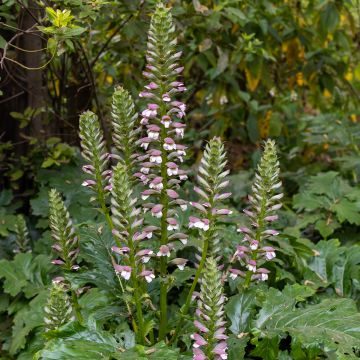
169,236 -> 209,345
244,191 -> 267,289
93,167 -> 137,326
158,101 -> 170,340
71,289 -> 83,324
127,223 -> 145,344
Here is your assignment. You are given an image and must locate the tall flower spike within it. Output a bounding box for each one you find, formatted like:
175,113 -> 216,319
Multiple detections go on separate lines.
111,86 -> 140,170
192,257 -> 228,360
44,281 -> 75,332
49,189 -> 80,271
14,215 -> 31,253
190,137 -> 231,259
79,111 -> 111,200
139,3 -> 187,340
111,162 -> 146,343
232,139 -> 282,287
172,138 -> 231,343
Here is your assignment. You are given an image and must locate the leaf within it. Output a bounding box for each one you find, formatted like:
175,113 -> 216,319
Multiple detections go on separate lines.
0,34 -> 6,49
0,189 -> 13,206
306,239 -> 340,285
226,289 -> 257,334
224,7 -> 246,25
254,286 -> 360,357
333,246 -> 360,297
333,198 -> 360,225
35,339 -> 118,359
10,291 -> 48,354
36,321 -> 120,359
250,336 -> 279,360
0,253 -> 32,296
255,285 -> 315,329
227,335 -> 248,360
320,3 -> 339,34
0,253 -> 54,297
77,226 -> 120,292
305,239 -> 359,296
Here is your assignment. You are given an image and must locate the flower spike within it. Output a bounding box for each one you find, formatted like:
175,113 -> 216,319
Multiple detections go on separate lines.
79,110 -> 111,200
14,215 -> 31,253
190,137 -> 232,259
139,2 -> 187,340
111,86 -> 140,171
111,162 -> 146,343
49,189 -> 80,271
232,139 -> 282,286
192,257 -> 228,360
44,281 -> 75,332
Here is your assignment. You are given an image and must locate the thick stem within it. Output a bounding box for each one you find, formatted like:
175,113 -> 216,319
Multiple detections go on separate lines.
170,237 -> 209,344
71,289 -> 83,324
127,222 -> 145,344
158,103 -> 169,341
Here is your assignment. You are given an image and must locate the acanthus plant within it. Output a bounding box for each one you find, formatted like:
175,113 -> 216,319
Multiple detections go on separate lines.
44,2 -> 282,355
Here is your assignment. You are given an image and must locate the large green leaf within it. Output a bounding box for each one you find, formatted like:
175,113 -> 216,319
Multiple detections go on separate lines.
226,288 -> 257,334
9,291 -> 48,354
73,226 -> 119,292
254,286 -> 360,357
0,253 -> 54,297
305,240 -> 360,297
255,285 -> 315,329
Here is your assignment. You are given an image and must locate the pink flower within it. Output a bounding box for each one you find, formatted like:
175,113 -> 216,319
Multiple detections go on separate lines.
262,246 -> 276,260
111,246 -> 130,255
145,82 -> 158,90
264,215 -> 278,222
235,245 -> 248,258
81,179 -> 96,187
149,177 -> 163,191
167,189 -> 179,199
188,216 -> 210,231
151,204 -> 163,218
257,268 -> 270,281
167,217 -> 179,231
229,268 -> 245,280
212,342 -> 228,359
147,124 -> 160,139
114,265 -> 132,280
162,93 -> 171,102
149,149 -> 162,164
170,258 -> 187,270
193,348 -> 206,360
214,192 -> 232,201
51,259 -> 65,265
140,270 -> 155,283
237,226 -> 251,234
136,249 -> 153,263
163,137 -> 176,151
247,259 -> 257,273
191,333 -> 208,348
250,240 -> 259,250
161,115 -> 172,128
82,165 -> 94,174
157,245 -> 171,257
166,162 -> 178,176
139,137 -> 152,150
194,320 -> 209,333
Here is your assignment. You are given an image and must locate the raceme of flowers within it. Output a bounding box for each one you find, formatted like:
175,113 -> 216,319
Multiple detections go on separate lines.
230,139 -> 282,286
45,1 -> 282,353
